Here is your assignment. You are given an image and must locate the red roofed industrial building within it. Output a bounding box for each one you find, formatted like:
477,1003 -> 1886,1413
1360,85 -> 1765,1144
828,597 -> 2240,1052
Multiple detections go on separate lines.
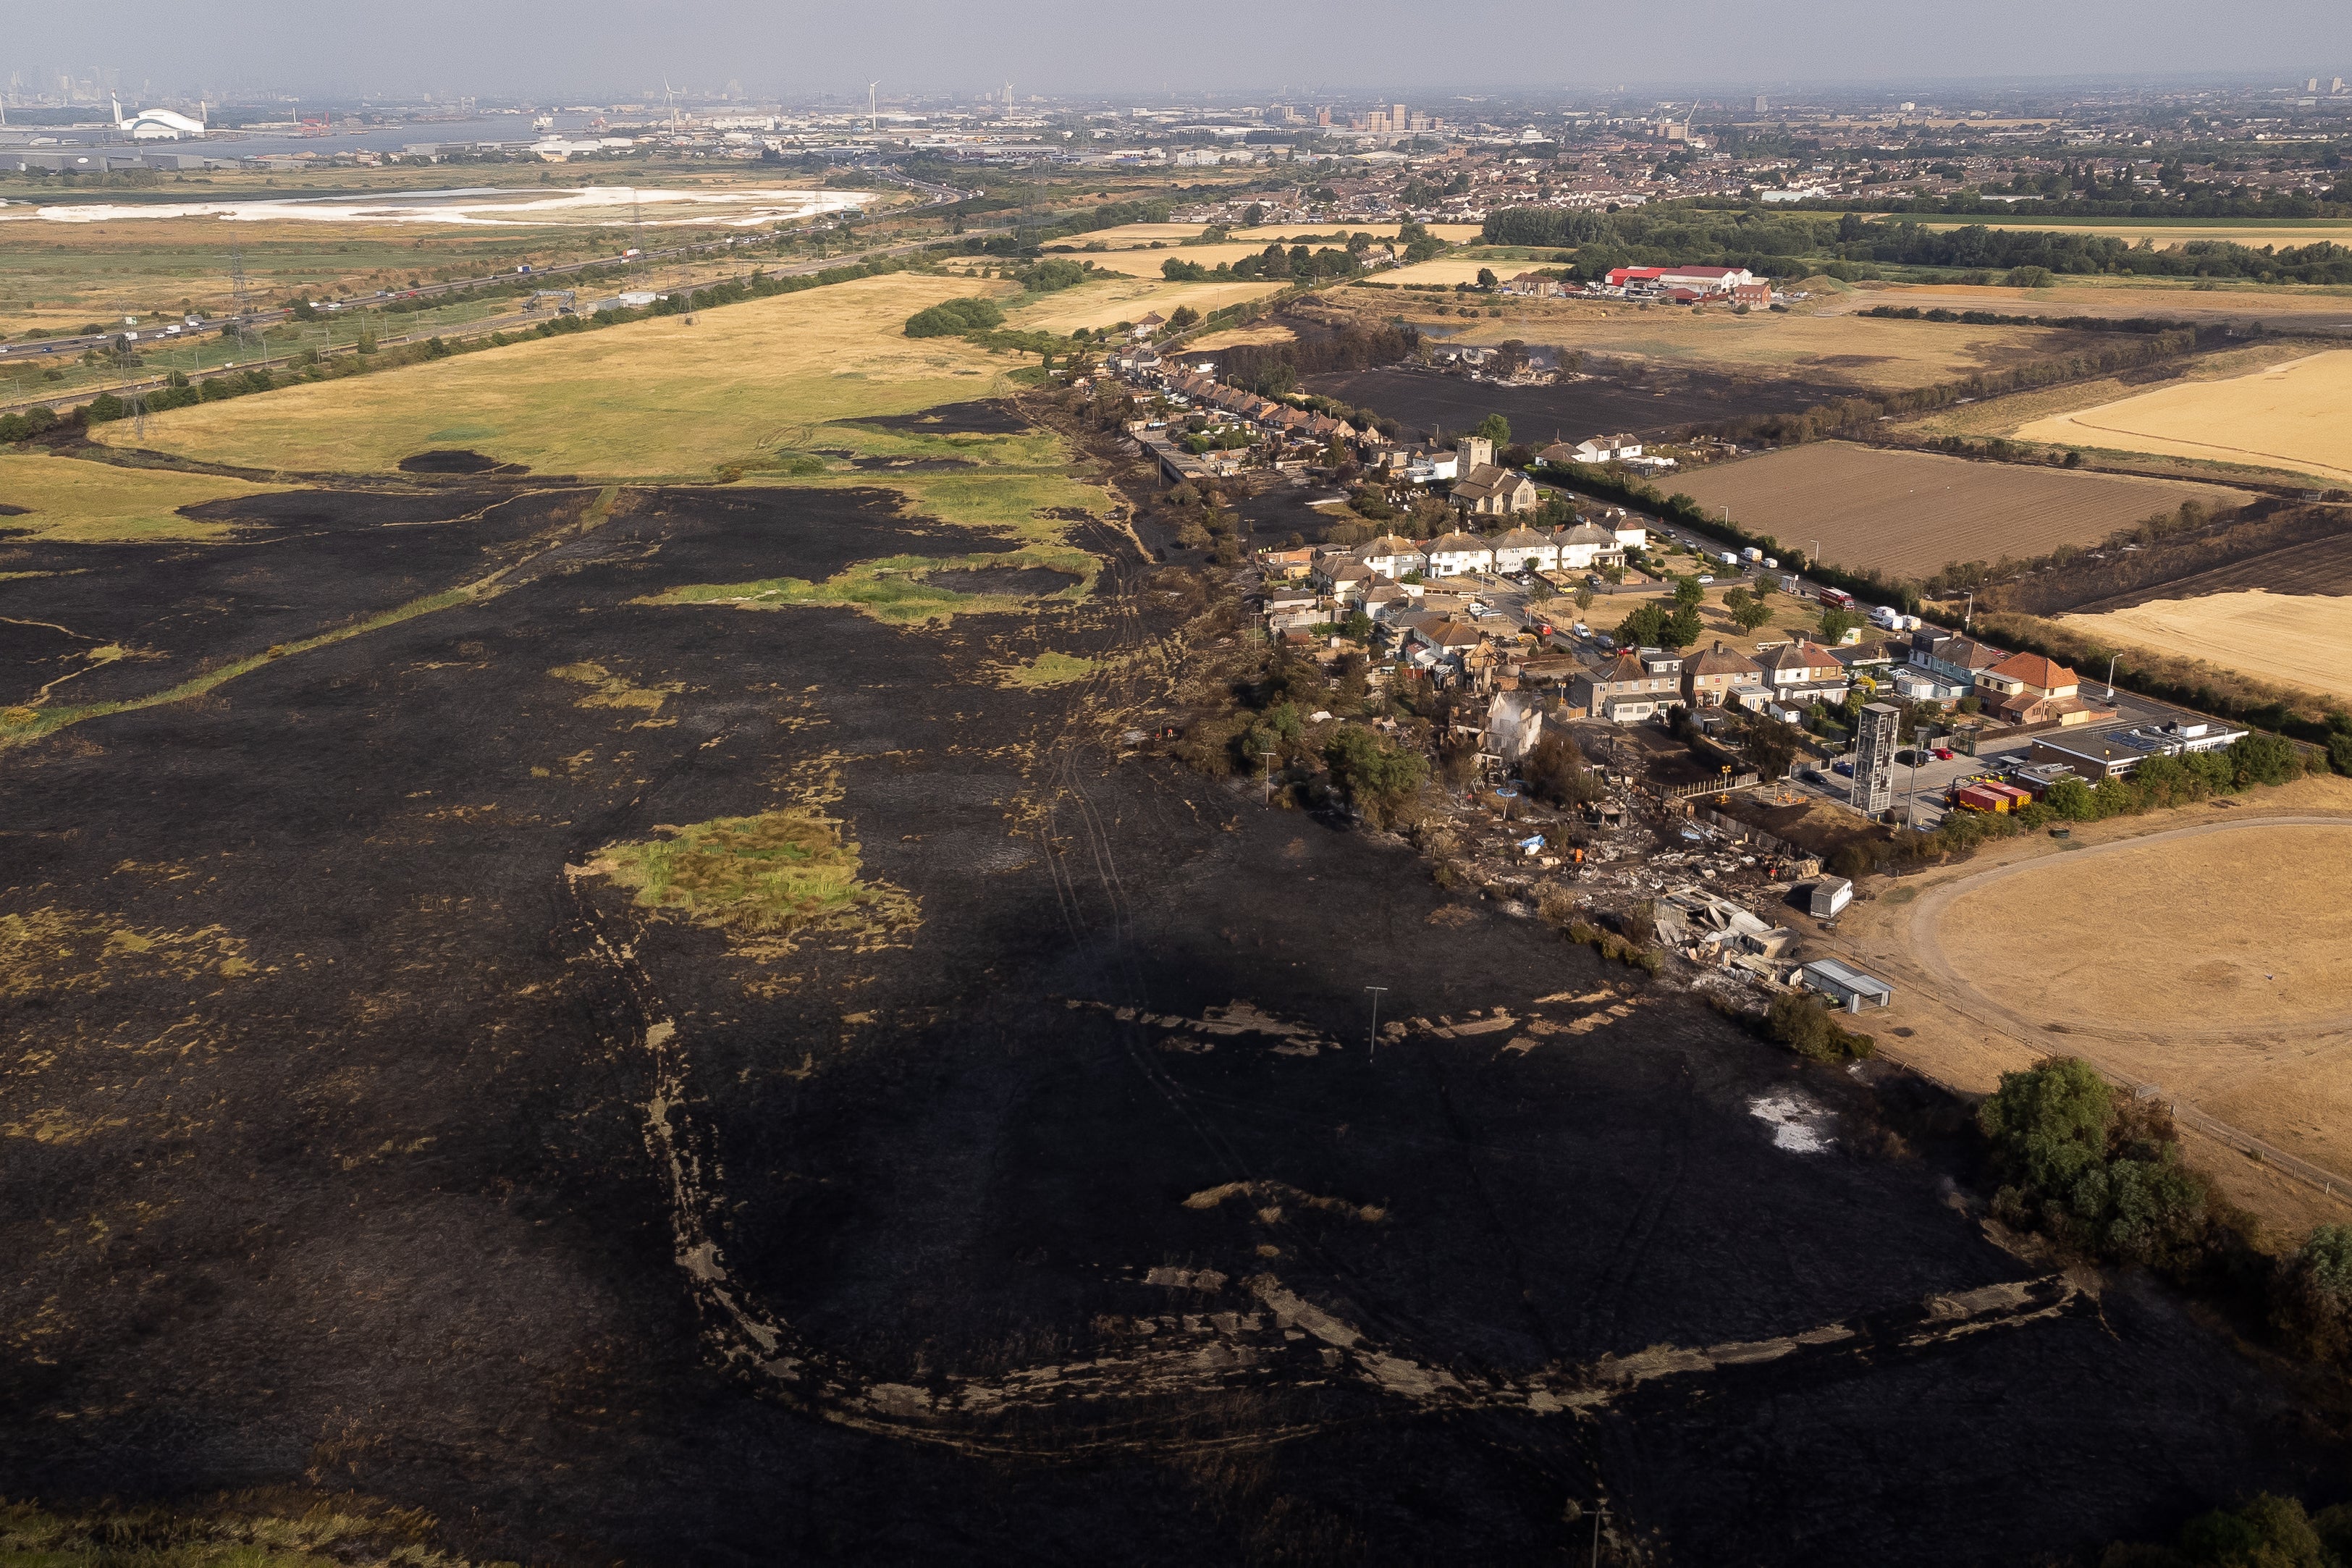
1604,264 -> 1759,295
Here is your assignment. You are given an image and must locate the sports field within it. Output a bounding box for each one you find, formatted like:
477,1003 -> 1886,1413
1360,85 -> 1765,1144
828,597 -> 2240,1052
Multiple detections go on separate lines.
2014,349 -> 2352,486
94,272 -> 1026,479
1923,818 -> 2352,1183
0,453 -> 288,543
2061,589 -> 2352,702
1666,442 -> 2248,576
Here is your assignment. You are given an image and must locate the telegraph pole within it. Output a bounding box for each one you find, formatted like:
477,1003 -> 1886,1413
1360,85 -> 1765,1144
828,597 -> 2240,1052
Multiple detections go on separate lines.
1365,986 -> 1388,1060
1260,749 -> 1277,806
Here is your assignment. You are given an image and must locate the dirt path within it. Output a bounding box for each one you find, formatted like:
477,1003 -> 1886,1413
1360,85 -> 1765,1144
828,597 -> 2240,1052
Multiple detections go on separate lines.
1902,815 -> 2352,1203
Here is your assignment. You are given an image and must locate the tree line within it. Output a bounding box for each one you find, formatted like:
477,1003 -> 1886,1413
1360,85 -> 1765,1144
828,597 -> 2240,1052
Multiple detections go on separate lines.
1480,203 -> 2352,285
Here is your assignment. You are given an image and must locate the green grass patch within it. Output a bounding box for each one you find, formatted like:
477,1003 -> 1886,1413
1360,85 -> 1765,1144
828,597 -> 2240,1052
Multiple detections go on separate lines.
633,547 -> 1096,628
0,452 -> 290,544
599,807 -> 919,947
995,651 -> 1099,687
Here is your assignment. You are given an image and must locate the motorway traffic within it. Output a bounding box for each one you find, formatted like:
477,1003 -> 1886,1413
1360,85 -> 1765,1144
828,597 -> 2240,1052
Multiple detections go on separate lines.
0,169 -> 977,364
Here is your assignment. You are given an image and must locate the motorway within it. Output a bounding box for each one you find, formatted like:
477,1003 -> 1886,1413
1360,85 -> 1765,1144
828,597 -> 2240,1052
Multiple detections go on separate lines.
0,171 -> 982,418
0,168 -> 974,366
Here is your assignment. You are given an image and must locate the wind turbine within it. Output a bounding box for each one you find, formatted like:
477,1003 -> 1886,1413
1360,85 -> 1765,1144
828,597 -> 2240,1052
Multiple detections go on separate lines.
662,77 -> 681,132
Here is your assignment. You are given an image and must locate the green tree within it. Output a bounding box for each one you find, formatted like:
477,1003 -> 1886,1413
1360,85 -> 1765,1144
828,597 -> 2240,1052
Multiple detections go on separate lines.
1978,1056 -> 2115,1202
1475,266 -> 1499,290
1818,607 -> 1860,642
1764,992 -> 1873,1062
1474,412 -> 1512,447
1244,202 -> 1265,226
1323,727 -> 1428,826
2274,1223 -> 2352,1364
1614,602 -> 1668,647
1574,584 -> 1596,613
2230,731 -> 2304,788
1663,604 -> 1703,648
1672,574 -> 1705,607
1521,733 -> 1600,806
1166,304 -> 1200,330
1726,587 -> 1772,632
2042,776 -> 2095,819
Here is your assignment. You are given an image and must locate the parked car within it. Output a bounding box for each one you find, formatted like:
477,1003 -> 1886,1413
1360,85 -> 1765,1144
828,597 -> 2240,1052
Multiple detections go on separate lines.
1832,760 -> 1855,776
1933,746 -> 1955,761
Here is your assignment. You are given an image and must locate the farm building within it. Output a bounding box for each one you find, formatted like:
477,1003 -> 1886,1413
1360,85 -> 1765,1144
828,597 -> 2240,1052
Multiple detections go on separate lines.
1799,958 -> 1893,1013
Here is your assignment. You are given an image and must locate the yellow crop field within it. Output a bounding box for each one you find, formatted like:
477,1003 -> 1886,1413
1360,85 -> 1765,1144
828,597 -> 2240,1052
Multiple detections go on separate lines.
1184,323 -> 1299,349
0,453 -> 288,543
2061,590 -> 2352,702
1402,303 -> 2077,389
1056,244 -> 1312,278
2015,349 -> 2352,485
93,272 -> 1026,479
1004,277 -> 1284,334
1076,222 -> 1479,248
1821,277 -> 2352,326
1370,257 -> 1509,287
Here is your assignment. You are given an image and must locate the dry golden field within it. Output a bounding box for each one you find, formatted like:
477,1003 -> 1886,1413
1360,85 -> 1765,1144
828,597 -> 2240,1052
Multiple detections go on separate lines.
1397,300 -> 2086,389
1901,341 -> 2317,440
1666,442 -> 2248,576
1925,819 -> 2352,1182
1075,222 -> 1484,247
96,272 -> 1024,478
2060,589 -> 2352,702
2014,349 -> 2352,485
1002,276 -> 1285,334
1830,780 -> 2352,1239
1184,323 -> 1300,349
0,453 -> 288,543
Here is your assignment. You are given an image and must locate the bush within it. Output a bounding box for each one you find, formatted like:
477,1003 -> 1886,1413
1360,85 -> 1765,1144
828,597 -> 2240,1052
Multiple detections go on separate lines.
903,296 -> 1006,337
1764,992 -> 1875,1063
1522,733 -> 1601,807
1978,1057 -> 2220,1268
1323,725 -> 1428,827
2272,1223 -> 2352,1365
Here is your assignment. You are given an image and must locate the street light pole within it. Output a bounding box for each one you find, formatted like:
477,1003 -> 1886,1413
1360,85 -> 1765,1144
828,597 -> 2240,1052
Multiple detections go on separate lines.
1261,750 -> 1277,807
1365,986 -> 1388,1059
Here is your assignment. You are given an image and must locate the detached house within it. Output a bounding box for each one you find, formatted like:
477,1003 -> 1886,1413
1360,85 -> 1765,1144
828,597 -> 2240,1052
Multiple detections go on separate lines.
1978,652 -> 2094,727
1453,463 -> 1539,516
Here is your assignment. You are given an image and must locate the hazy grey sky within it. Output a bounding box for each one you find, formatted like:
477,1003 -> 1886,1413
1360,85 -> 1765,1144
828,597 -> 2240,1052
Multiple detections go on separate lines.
9,0 -> 2351,101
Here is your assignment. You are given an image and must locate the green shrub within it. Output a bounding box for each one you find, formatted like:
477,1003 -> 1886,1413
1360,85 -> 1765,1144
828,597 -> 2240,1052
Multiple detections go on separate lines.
1764,991 -> 1875,1062
2272,1223 -> 2352,1365
903,296 -> 1006,337
1978,1057 -> 2220,1269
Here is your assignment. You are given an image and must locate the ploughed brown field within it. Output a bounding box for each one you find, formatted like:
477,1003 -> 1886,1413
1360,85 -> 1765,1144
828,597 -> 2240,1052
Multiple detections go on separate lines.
1666,442 -> 2250,577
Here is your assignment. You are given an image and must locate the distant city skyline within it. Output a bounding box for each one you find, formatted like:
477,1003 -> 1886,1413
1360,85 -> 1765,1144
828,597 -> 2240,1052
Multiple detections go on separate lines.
5,0 -> 2349,103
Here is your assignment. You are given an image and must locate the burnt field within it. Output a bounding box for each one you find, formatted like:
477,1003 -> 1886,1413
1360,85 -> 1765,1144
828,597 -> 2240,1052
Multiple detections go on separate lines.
1,471 -> 2343,1564
1306,364 -> 1846,443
